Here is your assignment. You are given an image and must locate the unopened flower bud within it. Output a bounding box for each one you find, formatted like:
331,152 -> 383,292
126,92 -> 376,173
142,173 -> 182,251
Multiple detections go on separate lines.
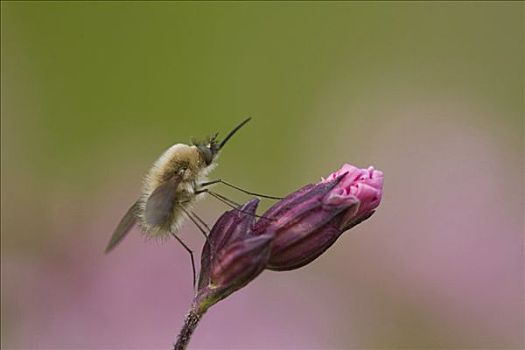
255,164 -> 384,271
322,164 -> 383,230
210,234 -> 272,289
196,199 -> 272,310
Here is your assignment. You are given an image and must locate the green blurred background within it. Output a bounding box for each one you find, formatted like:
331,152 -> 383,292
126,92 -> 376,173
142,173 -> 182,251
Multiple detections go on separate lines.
1,2 -> 523,349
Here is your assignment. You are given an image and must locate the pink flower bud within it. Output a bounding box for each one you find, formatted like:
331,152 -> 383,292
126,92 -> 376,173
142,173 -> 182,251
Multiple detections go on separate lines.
323,164 -> 384,230
210,234 -> 272,288
255,164 -> 384,271
197,199 -> 272,308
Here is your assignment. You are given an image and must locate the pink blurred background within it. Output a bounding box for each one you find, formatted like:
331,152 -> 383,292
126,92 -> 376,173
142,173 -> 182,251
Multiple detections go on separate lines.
1,2 -> 523,349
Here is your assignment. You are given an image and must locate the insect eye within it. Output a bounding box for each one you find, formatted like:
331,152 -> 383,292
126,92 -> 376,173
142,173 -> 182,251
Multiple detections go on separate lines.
199,146 -> 213,165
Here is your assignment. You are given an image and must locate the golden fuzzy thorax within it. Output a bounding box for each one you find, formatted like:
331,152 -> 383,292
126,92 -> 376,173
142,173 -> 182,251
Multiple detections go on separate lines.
138,143 -> 217,237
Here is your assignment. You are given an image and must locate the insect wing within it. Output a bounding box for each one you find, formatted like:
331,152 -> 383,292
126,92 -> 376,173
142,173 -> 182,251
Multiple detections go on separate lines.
144,174 -> 182,227
105,200 -> 139,253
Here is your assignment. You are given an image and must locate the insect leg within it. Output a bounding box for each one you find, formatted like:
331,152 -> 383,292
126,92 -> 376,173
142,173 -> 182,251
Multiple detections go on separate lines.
170,232 -> 196,289
195,189 -> 273,221
190,210 -> 211,232
198,179 -> 283,200
208,190 -> 242,207
196,188 -> 242,208
179,205 -> 209,239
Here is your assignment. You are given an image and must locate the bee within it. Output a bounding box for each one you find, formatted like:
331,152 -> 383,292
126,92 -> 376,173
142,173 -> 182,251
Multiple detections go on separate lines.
105,118 -> 256,257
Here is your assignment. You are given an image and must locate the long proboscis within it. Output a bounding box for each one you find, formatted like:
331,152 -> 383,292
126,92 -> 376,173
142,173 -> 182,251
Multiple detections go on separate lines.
219,117 -> 252,150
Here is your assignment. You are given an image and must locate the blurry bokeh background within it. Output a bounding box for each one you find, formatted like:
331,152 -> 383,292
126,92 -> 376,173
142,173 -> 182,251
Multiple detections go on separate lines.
1,2 -> 523,349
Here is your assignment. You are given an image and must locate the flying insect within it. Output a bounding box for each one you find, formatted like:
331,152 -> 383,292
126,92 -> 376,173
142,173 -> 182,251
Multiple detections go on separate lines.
105,118 -> 278,285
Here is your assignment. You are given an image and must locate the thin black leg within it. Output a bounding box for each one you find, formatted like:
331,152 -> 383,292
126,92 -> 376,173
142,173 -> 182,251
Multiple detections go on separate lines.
171,233 -> 196,289
180,206 -> 209,239
198,179 -> 282,200
195,189 -> 273,221
208,190 -> 242,207
190,210 -> 211,232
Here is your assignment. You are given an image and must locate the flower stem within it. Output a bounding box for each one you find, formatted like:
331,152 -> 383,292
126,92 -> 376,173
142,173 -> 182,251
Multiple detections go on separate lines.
173,306 -> 205,350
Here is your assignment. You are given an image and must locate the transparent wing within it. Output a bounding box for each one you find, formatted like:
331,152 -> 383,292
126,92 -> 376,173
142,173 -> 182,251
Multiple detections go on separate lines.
144,174 -> 182,227
105,200 -> 139,253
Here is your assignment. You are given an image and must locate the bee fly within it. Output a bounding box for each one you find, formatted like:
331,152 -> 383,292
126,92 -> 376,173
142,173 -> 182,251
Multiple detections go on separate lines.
105,118 -> 280,286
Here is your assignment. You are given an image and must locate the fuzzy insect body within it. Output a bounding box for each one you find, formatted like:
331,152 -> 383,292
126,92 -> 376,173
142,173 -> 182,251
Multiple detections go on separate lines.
139,143 -> 216,237
105,118 -> 250,253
